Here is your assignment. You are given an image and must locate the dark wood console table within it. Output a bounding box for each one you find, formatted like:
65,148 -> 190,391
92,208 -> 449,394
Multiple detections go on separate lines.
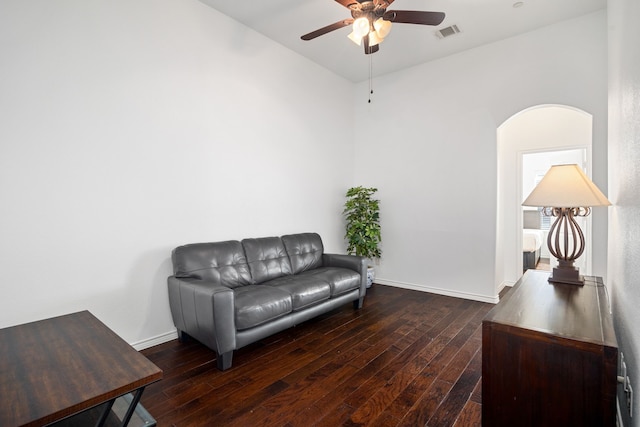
0,311 -> 162,427
482,270 -> 618,426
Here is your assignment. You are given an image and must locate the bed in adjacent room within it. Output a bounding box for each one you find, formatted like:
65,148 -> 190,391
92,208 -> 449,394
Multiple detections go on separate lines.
523,228 -> 544,271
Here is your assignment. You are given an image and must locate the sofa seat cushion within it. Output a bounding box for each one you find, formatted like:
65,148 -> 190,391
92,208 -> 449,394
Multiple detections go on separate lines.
234,285 -> 292,330
298,267 -> 361,297
264,275 -> 331,311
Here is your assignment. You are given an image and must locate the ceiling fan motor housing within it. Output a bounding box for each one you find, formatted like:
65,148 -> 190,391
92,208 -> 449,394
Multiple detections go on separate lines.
350,1 -> 390,21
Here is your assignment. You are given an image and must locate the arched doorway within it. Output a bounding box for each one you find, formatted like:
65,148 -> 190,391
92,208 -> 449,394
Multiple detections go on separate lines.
496,105 -> 593,287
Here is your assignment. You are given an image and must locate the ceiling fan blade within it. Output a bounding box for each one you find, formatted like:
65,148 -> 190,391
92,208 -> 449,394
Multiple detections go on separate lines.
301,19 -> 354,41
383,10 -> 445,26
337,0 -> 394,6
334,0 -> 357,8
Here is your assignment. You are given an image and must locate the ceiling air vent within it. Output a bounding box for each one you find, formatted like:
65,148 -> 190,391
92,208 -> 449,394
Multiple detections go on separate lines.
435,24 -> 461,39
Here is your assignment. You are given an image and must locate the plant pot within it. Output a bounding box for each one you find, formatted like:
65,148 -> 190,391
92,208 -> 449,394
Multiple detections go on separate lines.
366,266 -> 375,288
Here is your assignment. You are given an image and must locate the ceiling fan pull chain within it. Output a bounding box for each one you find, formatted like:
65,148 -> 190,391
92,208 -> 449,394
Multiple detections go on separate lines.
368,54 -> 373,103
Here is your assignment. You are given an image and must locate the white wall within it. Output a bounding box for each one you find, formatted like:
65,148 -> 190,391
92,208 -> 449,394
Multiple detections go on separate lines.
608,0 -> 640,423
0,0 -> 355,346
354,11 -> 607,302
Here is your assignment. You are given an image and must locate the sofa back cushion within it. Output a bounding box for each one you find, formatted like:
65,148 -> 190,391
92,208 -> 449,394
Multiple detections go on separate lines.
282,233 -> 324,274
242,237 -> 293,284
172,241 -> 252,289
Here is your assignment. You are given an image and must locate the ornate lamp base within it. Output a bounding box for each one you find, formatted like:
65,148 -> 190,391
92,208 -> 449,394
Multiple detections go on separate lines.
548,263 -> 585,286
544,207 -> 590,286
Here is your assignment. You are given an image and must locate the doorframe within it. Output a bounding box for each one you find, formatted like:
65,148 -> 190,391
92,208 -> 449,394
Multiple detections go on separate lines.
496,104 -> 594,289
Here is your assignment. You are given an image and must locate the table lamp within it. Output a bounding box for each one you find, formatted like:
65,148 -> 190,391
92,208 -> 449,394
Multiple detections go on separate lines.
522,164 -> 611,285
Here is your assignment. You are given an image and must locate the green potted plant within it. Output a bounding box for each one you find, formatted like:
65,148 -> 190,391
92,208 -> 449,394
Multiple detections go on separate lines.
343,186 -> 381,288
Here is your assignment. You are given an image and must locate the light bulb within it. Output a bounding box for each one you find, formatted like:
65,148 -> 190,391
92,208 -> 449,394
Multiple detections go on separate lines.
374,18 -> 392,39
352,17 -> 370,38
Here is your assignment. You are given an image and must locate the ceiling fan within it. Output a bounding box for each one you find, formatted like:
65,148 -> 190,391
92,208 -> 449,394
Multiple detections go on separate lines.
301,0 -> 445,54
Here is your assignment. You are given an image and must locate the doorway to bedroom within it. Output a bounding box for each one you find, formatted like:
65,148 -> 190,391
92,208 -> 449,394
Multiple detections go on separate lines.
497,104 -> 594,286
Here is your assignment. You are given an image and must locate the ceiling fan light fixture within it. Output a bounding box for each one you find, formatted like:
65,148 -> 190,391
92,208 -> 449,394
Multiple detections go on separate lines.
374,18 -> 392,39
301,4 -> 446,57
347,31 -> 363,45
352,17 -> 370,38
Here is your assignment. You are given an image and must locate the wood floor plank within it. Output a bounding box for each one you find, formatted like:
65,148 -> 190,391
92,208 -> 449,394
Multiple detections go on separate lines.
140,284 -> 508,426
426,350 -> 483,426
309,341 -> 405,425
397,379 -> 453,427
152,380 -> 249,426
348,300 -> 486,425
453,400 -> 482,427
470,379 -> 482,404
342,300 -> 471,411
313,403 -> 356,427
267,311 -> 432,425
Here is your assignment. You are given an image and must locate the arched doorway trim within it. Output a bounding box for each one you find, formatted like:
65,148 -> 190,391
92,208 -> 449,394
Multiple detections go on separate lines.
496,104 -> 593,289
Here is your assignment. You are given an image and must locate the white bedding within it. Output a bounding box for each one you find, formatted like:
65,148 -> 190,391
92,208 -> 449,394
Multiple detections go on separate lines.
523,229 -> 544,252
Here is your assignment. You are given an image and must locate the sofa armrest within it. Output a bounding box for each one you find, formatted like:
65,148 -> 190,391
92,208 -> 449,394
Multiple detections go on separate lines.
167,276 -> 236,355
322,253 -> 367,297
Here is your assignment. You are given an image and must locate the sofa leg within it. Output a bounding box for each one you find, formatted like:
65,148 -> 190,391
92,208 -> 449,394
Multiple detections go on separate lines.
353,297 -> 364,309
217,351 -> 233,371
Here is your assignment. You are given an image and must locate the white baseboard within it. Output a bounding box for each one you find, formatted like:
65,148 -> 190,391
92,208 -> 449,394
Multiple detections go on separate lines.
617,397 -> 624,427
501,280 -> 517,288
131,329 -> 178,351
375,279 -> 500,304
497,280 -> 516,296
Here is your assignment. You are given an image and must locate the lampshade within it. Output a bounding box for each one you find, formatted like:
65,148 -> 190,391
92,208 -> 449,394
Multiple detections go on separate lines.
374,18 -> 392,38
352,17 -> 370,38
522,164 -> 611,208
347,31 -> 363,45
368,30 -> 383,47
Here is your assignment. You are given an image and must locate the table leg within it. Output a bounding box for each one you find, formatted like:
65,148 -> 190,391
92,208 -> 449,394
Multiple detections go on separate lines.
119,387 -> 145,427
94,399 -> 115,427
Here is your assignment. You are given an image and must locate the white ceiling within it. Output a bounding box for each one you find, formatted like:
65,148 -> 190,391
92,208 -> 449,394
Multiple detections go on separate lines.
198,0 -> 606,83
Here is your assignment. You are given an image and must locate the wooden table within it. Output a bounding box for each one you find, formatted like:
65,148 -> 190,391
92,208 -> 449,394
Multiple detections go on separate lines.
482,270 -> 618,426
0,311 -> 163,427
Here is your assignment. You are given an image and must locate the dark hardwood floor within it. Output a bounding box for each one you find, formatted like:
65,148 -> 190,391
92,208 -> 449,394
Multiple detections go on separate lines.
141,284 -> 501,427
535,257 -> 551,271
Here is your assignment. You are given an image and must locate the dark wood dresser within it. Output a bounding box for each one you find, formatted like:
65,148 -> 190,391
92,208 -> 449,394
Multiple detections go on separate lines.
482,270 -> 618,426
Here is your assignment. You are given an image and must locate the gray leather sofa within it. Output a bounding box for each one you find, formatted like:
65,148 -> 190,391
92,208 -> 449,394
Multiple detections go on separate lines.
167,232 -> 367,370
